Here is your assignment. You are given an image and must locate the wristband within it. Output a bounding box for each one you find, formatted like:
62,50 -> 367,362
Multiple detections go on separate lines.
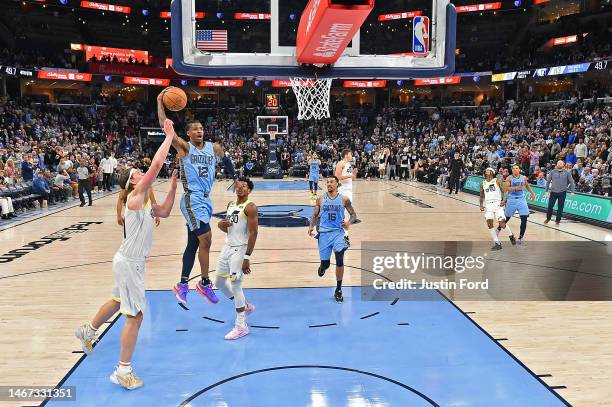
244,254 -> 251,260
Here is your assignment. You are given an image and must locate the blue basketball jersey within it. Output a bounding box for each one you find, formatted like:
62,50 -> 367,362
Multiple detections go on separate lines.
508,175 -> 526,199
310,160 -> 321,177
319,193 -> 345,233
179,142 -> 217,230
181,142 -> 216,195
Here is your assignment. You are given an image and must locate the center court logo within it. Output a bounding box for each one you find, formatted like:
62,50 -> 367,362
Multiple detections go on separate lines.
213,205 -> 314,228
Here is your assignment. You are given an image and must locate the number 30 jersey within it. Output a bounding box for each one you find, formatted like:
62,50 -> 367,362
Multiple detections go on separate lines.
319,193 -> 345,233
224,200 -> 252,246
180,142 -> 217,230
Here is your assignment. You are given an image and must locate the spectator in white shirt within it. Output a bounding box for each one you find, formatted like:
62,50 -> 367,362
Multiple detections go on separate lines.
575,138 -> 588,160
101,152 -> 117,191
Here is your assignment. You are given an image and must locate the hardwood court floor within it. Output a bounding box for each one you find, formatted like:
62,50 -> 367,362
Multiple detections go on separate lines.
0,179 -> 610,406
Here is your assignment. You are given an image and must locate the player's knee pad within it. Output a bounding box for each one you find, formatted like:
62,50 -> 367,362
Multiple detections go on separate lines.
231,280 -> 246,309
320,260 -> 331,271
335,249 -> 346,267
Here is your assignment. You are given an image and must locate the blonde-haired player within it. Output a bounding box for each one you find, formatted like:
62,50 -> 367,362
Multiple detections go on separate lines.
480,167 -> 516,250
75,119 -> 179,390
216,177 -> 258,340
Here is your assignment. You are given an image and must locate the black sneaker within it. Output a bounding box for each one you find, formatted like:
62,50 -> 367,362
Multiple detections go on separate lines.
79,203 -> 85,207
318,266 -> 326,277
509,235 -> 517,245
334,289 -> 343,303
344,235 -> 351,248
491,243 -> 502,251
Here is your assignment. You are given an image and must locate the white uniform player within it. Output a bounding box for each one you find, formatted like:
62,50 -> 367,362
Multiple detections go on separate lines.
217,199 -> 251,281
480,168 -> 515,250
338,160 -> 354,202
482,178 -> 505,222
75,119 -> 178,390
215,178 -> 258,340
111,197 -> 154,316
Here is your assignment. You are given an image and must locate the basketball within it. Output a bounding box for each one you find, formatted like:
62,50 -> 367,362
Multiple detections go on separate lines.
161,87 -> 188,111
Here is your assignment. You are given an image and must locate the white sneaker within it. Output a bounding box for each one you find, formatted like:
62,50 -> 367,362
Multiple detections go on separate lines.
75,324 -> 96,354
110,367 -> 144,390
224,325 -> 249,340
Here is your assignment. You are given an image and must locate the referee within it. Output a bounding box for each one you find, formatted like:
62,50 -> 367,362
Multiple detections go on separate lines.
545,160 -> 575,225
77,159 -> 93,207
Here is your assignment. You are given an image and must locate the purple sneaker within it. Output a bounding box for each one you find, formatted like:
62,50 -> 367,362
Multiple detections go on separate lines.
196,281 -> 219,304
173,283 -> 189,304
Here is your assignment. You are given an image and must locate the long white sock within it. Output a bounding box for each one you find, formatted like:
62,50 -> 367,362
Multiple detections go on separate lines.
236,311 -> 246,328
489,228 -> 499,243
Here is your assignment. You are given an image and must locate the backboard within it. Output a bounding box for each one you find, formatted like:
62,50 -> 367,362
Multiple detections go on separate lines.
257,116 -> 289,135
171,0 -> 456,80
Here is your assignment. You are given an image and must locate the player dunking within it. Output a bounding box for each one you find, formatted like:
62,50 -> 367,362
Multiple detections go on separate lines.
75,119 -> 178,390
215,178 -> 258,340
480,168 -> 516,250
335,149 -> 357,243
308,153 -> 321,199
156,90 -> 224,304
504,164 -> 535,244
309,176 -> 357,303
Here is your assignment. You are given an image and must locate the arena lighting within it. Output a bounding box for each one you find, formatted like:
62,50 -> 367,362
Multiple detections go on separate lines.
180,80 -> 188,86
60,0 -> 68,4
142,9 -> 149,16
514,0 -> 521,7
289,13 -> 296,21
216,12 -> 223,19
254,80 -> 261,87
396,80 -> 404,86
104,75 -> 112,82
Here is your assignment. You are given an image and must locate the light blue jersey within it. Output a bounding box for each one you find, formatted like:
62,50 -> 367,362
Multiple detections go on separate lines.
318,192 -> 348,260
508,175 -> 526,199
308,159 -> 320,182
319,193 -> 345,233
180,142 -> 217,231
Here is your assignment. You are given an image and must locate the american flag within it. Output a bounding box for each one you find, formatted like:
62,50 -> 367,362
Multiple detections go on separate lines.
196,30 -> 228,51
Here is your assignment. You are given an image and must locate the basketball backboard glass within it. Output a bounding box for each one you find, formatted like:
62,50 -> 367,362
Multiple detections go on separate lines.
257,116 -> 289,135
171,0 -> 456,79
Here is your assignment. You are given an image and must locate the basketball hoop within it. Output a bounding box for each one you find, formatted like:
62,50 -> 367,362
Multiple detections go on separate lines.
290,77 -> 332,121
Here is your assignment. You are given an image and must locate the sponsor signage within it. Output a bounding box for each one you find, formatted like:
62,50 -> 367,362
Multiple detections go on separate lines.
463,175 -> 612,226
198,79 -> 244,87
160,11 -> 204,18
86,45 -> 149,64
80,1 -> 131,14
234,12 -> 271,20
343,80 -> 387,88
37,70 -> 92,81
455,2 -> 501,13
414,76 -> 461,85
123,76 -> 170,86
552,34 -> 578,46
272,79 -> 292,87
491,72 -> 516,82
378,11 -> 422,21
412,16 -> 430,56
533,67 -> 549,77
0,66 -> 34,77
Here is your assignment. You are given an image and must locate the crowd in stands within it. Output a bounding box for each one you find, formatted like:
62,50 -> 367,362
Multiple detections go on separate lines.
1,90 -> 611,222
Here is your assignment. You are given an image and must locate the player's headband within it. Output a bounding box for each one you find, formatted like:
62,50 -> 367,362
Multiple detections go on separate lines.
124,168 -> 138,189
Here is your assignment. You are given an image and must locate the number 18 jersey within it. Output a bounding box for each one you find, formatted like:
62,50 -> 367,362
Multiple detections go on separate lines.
319,193 -> 345,233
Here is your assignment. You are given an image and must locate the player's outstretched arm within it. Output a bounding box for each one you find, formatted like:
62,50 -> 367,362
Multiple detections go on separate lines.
152,170 -> 178,218
157,89 -> 189,157
343,196 -> 357,227
308,196 -> 322,236
129,119 -> 175,210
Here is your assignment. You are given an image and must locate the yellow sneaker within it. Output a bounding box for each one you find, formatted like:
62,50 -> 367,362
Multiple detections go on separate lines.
74,324 -> 96,354
111,367 -> 144,390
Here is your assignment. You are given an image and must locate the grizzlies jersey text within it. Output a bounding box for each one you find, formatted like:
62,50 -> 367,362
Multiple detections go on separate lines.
180,142 -> 217,230
508,176 -> 526,199
309,160 -> 320,180
319,193 -> 345,233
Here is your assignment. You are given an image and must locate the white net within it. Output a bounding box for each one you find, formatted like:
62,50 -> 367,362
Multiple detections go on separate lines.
289,77 -> 333,120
